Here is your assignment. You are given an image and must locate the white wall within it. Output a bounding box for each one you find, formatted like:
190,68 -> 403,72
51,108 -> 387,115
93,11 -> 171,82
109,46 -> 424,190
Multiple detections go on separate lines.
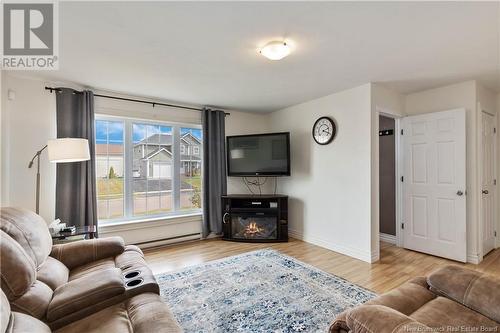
1,74 -> 57,222
405,80 -> 481,262
225,110 -> 273,194
269,84 -> 374,262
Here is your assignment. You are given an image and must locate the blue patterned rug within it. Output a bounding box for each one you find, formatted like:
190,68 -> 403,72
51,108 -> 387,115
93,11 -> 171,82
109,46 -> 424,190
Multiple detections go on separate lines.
156,249 -> 375,333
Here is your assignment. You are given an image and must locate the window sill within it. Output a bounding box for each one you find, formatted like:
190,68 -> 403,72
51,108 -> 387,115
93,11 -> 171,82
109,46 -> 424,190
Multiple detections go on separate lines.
98,212 -> 202,232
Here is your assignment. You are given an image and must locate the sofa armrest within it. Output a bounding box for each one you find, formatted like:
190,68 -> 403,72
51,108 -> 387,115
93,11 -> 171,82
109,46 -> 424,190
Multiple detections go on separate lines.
427,265 -> 500,322
47,268 -> 125,322
330,305 -> 430,333
50,237 -> 125,269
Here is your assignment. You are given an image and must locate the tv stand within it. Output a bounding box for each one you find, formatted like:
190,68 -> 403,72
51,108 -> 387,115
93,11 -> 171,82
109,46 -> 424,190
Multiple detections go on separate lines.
222,194 -> 288,243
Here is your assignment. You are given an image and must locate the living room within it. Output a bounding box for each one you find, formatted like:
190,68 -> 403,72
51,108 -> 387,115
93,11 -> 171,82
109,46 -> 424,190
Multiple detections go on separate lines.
1,1 -> 500,332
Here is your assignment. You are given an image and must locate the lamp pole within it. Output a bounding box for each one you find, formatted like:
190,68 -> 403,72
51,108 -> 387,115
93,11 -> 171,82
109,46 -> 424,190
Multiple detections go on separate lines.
28,145 -> 48,214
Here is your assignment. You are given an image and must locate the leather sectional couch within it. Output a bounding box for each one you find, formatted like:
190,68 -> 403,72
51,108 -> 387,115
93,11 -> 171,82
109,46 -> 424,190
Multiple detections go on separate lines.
0,207 -> 182,332
330,265 -> 500,332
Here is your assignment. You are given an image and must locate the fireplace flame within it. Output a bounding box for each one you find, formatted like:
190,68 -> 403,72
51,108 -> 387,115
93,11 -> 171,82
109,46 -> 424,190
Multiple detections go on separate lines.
244,221 -> 264,236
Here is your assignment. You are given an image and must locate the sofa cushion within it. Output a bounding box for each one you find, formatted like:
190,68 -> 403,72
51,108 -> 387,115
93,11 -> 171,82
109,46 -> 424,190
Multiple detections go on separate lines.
411,296 -> 499,330
37,257 -> 69,291
50,237 -> 125,270
341,305 -> 430,333
10,281 -> 52,319
0,231 -> 36,299
1,289 -> 10,333
365,277 -> 435,316
0,207 -> 52,267
2,289 -> 52,333
427,265 -> 500,323
54,293 -> 182,333
6,312 -> 51,333
68,257 -> 116,281
69,246 -> 146,281
47,268 -> 125,322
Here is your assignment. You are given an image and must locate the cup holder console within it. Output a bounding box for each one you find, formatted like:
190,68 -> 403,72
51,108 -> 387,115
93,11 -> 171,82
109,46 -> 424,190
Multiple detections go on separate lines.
126,278 -> 144,288
123,269 -> 144,288
124,271 -> 140,279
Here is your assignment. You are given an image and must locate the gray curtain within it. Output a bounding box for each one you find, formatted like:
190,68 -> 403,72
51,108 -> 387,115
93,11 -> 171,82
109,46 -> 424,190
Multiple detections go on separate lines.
202,109 -> 227,238
55,88 -> 97,231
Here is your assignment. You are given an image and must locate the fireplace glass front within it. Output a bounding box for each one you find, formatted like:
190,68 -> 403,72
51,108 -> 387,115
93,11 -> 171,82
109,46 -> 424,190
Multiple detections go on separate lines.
231,215 -> 278,240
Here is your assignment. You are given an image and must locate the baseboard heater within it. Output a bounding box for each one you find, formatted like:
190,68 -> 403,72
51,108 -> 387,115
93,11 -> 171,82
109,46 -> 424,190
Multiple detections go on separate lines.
134,233 -> 201,247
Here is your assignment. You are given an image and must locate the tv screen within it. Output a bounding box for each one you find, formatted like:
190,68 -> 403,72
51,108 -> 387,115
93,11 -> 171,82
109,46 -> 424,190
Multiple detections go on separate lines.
226,132 -> 290,176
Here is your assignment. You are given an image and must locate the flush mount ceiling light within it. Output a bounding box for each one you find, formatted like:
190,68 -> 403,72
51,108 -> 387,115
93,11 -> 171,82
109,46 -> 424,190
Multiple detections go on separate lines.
259,41 -> 291,60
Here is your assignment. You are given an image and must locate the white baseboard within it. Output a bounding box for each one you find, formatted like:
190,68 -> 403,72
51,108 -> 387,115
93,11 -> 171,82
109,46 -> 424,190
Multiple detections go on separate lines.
289,229 -> 374,263
467,253 -> 481,264
379,233 -> 396,245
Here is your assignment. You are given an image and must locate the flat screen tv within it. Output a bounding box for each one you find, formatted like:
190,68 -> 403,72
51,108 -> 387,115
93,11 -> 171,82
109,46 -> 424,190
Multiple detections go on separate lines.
226,132 -> 290,176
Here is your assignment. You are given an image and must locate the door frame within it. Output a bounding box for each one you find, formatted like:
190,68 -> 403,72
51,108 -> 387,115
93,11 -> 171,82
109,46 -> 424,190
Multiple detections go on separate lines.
375,107 -> 404,248
478,103 -> 498,260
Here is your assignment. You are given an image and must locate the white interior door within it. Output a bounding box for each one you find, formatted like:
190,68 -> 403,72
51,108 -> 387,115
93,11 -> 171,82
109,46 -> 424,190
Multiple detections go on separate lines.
402,109 -> 467,262
481,111 -> 496,256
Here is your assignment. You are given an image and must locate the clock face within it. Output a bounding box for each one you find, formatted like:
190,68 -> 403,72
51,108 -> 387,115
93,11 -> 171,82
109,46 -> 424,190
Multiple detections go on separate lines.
312,117 -> 336,145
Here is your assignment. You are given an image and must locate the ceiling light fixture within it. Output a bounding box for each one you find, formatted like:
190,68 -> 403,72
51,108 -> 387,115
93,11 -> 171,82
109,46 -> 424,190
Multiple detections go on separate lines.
259,41 -> 291,60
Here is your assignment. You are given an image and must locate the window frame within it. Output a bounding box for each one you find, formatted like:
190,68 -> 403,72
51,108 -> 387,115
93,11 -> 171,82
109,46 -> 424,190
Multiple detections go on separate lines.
95,114 -> 203,225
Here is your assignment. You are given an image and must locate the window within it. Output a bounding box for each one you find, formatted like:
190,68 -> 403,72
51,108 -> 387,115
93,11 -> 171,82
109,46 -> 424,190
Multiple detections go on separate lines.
180,128 -> 203,211
95,116 -> 202,222
96,120 -> 125,220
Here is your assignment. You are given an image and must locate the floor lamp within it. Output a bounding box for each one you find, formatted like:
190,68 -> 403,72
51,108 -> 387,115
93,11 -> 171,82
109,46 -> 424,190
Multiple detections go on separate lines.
28,138 -> 91,214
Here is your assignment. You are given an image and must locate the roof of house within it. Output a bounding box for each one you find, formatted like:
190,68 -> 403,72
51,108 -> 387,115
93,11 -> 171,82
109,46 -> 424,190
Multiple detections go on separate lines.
135,133 -> 172,146
181,132 -> 201,145
143,147 -> 173,160
95,143 -> 123,155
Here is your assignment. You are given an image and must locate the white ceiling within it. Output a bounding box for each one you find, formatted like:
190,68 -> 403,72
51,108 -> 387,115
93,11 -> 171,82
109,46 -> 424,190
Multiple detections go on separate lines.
12,1 -> 500,112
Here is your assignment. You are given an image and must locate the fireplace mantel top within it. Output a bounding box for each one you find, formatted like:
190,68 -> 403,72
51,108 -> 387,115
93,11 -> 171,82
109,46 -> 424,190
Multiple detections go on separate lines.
222,194 -> 288,199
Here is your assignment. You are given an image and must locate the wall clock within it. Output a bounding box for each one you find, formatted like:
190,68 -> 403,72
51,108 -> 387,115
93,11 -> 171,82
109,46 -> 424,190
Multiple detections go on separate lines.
312,116 -> 336,145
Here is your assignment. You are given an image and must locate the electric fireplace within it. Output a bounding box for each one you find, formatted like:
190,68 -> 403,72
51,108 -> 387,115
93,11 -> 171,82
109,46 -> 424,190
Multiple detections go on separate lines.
222,195 -> 288,243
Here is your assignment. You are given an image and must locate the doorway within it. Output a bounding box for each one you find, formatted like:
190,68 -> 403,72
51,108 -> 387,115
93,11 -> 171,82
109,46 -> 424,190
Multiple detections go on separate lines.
379,115 -> 397,244
480,110 -> 497,257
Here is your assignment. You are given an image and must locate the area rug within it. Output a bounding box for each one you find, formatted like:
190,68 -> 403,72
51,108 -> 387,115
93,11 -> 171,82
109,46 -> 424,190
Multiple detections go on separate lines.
155,249 -> 376,333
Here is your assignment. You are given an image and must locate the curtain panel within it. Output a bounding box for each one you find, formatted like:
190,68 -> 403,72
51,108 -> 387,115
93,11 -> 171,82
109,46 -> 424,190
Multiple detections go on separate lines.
55,88 -> 98,231
202,109 -> 227,238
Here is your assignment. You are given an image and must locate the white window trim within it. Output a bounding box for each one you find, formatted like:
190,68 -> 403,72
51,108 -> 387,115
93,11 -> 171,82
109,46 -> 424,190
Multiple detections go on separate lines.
96,114 -> 202,224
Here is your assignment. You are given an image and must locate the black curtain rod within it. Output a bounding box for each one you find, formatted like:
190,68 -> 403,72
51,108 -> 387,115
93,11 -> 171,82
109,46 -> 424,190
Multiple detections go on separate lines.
45,87 -> 230,115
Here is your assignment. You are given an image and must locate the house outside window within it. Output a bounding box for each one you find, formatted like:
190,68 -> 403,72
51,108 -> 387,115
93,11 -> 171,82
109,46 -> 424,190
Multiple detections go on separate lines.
95,116 -> 202,222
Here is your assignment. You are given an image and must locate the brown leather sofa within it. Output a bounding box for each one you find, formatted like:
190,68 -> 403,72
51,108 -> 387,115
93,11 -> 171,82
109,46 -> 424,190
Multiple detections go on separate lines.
0,207 -> 182,332
330,265 -> 500,333
1,287 -> 181,333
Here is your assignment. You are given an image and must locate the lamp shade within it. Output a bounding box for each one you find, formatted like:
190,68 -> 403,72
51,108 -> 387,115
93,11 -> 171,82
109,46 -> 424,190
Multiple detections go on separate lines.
47,138 -> 90,163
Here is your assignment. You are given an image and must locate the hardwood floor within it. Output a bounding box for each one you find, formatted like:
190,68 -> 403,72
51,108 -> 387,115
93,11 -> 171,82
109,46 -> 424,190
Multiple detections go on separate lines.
144,238 -> 500,294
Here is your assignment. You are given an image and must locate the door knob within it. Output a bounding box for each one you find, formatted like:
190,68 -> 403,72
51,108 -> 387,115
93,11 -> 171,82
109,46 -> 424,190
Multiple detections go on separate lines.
482,190 -> 489,195
456,190 -> 464,196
